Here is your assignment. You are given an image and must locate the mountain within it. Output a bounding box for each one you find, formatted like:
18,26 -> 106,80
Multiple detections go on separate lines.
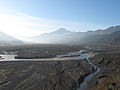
31,25 -> 120,44
47,28 -> 72,35
81,26 -> 120,43
103,31 -> 120,42
0,31 -> 23,45
85,25 -> 120,35
32,28 -> 74,43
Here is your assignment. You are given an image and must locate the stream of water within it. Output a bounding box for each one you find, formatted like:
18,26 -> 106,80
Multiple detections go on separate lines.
77,58 -> 100,90
0,50 -> 100,90
55,50 -> 101,90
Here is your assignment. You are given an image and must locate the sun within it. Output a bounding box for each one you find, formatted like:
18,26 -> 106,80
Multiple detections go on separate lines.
0,12 -> 41,40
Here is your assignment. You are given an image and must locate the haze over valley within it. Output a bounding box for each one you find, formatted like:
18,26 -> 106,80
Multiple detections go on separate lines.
1,25 -> 120,45
0,0 -> 120,90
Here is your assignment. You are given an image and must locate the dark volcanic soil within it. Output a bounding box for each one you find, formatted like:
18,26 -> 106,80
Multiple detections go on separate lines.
89,52 -> 120,90
0,43 -> 120,90
84,43 -> 120,90
0,60 -> 92,90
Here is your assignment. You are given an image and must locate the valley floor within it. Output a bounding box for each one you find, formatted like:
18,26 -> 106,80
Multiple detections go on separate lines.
0,43 -> 119,90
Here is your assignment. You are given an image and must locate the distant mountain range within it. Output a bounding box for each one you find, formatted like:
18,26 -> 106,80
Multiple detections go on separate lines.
0,31 -> 23,45
31,25 -> 120,44
1,25 -> 120,45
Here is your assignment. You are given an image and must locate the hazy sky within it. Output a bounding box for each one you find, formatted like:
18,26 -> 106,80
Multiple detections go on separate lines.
0,0 -> 120,40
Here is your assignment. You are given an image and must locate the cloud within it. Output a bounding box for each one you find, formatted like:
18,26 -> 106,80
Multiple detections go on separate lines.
0,8 -> 108,40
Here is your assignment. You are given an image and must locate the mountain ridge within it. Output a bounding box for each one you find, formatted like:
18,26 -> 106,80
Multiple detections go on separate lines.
30,25 -> 120,44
